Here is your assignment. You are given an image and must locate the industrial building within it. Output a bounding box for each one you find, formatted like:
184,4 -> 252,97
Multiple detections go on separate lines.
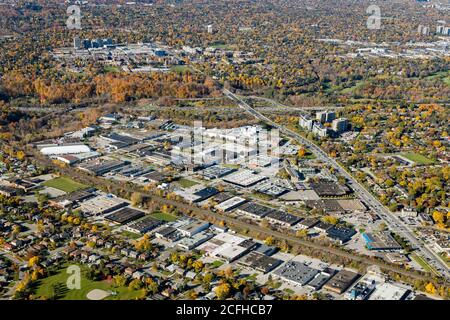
265,210 -> 301,227
236,202 -> 274,219
274,261 -> 319,286
215,196 -> 247,212
40,144 -> 91,156
362,231 -> 403,251
78,195 -> 128,216
222,169 -> 267,187
237,251 -> 283,273
323,269 -> 359,294
104,207 -> 145,225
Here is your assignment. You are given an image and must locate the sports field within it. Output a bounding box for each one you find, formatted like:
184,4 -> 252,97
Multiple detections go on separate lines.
401,152 -> 434,165
42,177 -> 88,193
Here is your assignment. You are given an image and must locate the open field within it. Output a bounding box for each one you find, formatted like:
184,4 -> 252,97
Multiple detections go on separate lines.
34,265 -> 145,300
411,253 -> 439,276
177,178 -> 199,188
401,152 -> 434,165
42,176 -> 88,193
150,211 -> 179,222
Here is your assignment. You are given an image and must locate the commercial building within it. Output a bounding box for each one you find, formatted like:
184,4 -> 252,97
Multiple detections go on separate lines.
368,282 -> 410,300
222,169 -> 267,187
200,233 -> 254,262
176,219 -> 210,237
105,207 -> 145,225
265,210 -> 301,227
297,218 -> 320,230
215,196 -> 247,212
78,160 -> 128,176
323,269 -> 359,294
236,202 -> 274,219
274,261 -> 319,286
201,166 -> 237,180
326,226 -> 356,244
237,251 -> 283,273
362,232 -> 403,251
49,189 -> 96,208
78,195 -> 128,216
306,270 -> 336,291
177,231 -> 214,251
309,182 -> 349,197
126,216 -> 163,234
40,144 -> 91,156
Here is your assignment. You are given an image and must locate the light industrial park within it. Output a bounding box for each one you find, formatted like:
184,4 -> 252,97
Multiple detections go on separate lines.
0,0 -> 448,309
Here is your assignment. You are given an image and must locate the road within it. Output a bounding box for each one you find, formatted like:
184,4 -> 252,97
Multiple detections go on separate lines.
223,88 -> 450,280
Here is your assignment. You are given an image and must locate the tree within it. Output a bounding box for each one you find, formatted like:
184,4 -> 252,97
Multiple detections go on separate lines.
131,192 -> 143,207
129,279 -> 142,290
425,282 -> 436,295
215,283 -> 231,300
28,256 -> 39,268
113,275 -> 127,287
264,236 -> 274,246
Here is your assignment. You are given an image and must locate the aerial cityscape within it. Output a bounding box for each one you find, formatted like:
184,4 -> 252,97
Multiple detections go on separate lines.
0,0 -> 449,306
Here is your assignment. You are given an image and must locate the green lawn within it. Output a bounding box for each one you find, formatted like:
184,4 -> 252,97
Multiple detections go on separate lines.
401,152 -> 434,165
150,211 -> 179,222
42,177 -> 88,193
121,230 -> 142,240
104,65 -> 120,73
34,265 -> 145,300
210,260 -> 224,269
170,65 -> 192,74
411,254 -> 439,276
178,178 -> 199,188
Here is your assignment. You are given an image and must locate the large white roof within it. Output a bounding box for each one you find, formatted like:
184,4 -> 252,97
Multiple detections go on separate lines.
40,145 -> 91,155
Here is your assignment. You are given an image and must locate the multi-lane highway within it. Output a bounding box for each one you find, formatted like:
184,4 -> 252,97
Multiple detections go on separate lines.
223,88 -> 450,280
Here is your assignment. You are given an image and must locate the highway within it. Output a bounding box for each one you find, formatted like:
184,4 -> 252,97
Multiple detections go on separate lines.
223,88 -> 450,280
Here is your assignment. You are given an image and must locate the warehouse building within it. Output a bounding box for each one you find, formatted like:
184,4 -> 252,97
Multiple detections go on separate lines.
40,144 -> 91,156
323,269 -> 359,294
237,251 -> 283,273
105,207 -> 145,225
215,196 -> 247,212
265,210 -> 301,227
78,195 -> 128,216
125,216 -> 163,234
362,231 -> 403,251
274,261 -> 319,286
236,202 -> 274,219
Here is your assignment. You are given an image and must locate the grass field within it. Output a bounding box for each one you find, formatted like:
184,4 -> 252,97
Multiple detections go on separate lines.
104,65 -> 121,73
150,211 -> 179,222
401,152 -> 434,165
210,260 -> 224,269
177,178 -> 199,188
34,265 -> 144,300
170,65 -> 192,74
42,177 -> 88,193
411,253 -> 439,276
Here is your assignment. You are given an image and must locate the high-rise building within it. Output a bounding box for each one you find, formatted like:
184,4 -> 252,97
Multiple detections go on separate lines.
207,24 -> 214,34
332,118 -> 349,134
436,25 -> 445,34
312,123 -> 328,137
73,36 -> 81,50
299,115 -> 314,131
316,110 -> 336,123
